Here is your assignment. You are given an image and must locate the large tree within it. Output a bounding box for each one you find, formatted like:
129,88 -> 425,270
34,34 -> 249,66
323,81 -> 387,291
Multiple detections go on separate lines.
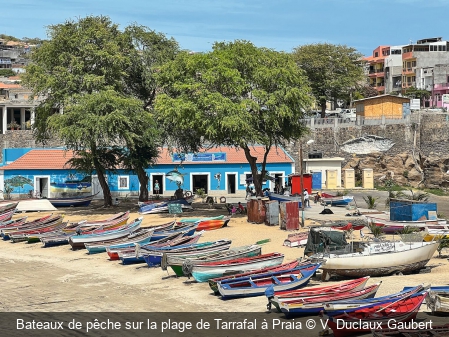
292,43 -> 365,118
22,16 -> 156,206
120,24 -> 179,201
155,40 -> 312,196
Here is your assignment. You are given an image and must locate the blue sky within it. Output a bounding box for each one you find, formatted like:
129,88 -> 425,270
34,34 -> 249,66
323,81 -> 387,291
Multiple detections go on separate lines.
2,0 -> 448,56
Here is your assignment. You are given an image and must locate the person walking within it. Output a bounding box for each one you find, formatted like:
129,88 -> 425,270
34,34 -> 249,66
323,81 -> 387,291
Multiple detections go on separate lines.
154,180 -> 160,195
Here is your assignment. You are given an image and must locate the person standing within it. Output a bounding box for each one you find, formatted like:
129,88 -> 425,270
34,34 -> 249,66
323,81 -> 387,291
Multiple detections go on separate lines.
154,180 -> 160,195
303,189 -> 310,207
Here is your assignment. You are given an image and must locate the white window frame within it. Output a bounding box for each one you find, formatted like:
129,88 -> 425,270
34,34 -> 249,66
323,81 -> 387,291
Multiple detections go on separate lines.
189,172 -> 211,193
118,175 -> 129,190
224,172 -> 239,193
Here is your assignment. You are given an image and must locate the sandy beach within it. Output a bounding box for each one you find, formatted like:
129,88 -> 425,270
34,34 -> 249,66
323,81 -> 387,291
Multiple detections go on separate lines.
1,198 -> 448,313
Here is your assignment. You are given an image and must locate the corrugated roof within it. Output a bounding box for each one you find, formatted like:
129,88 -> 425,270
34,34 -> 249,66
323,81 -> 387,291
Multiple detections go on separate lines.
353,94 -> 411,103
0,146 -> 293,170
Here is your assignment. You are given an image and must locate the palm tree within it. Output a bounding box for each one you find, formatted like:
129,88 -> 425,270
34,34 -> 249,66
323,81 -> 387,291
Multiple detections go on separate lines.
363,195 -> 378,209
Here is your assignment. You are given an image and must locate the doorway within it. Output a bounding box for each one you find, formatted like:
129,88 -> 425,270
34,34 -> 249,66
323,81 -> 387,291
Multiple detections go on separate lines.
227,174 -> 236,194
92,175 -> 108,199
34,176 -> 50,198
272,173 -> 284,193
152,174 -> 163,195
192,174 -> 208,194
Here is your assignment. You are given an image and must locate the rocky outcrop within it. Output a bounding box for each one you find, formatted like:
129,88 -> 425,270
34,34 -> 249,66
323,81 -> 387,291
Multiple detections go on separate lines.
341,152 -> 449,188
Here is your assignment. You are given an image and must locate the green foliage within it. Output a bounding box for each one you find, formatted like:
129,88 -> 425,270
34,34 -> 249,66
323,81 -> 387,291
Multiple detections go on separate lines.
398,226 -> 420,234
402,170 -> 409,179
292,43 -> 365,117
363,195 -> 378,209
425,188 -> 448,197
395,188 -> 429,202
0,34 -> 20,42
368,223 -> 385,238
437,237 -> 449,257
195,188 -> 206,199
404,87 -> 430,106
155,40 -> 312,196
336,190 -> 349,196
3,184 -> 14,200
0,69 -> 16,77
22,16 -> 157,206
357,85 -> 378,98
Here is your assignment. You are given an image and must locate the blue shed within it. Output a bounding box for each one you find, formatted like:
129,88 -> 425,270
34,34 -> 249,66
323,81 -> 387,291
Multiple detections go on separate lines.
389,198 -> 437,221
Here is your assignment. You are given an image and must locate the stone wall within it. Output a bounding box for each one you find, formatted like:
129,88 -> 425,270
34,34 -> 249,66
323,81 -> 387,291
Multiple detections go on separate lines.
0,130 -> 63,162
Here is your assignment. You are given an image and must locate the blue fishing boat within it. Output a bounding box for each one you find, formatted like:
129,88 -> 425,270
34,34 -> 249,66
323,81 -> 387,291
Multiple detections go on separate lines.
149,223 -> 197,241
217,264 -> 320,299
48,193 -> 99,207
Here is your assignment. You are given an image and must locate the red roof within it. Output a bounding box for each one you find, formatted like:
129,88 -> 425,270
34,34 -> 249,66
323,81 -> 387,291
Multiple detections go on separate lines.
1,149 -> 77,170
1,146 -> 293,170
0,83 -> 22,89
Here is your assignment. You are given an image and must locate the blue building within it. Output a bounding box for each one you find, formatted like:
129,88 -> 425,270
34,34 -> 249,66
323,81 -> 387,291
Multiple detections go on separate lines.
0,146 -> 295,199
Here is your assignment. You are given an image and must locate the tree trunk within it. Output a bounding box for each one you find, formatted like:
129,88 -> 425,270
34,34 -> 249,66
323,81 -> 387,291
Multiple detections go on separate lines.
320,100 -> 327,118
91,147 -> 112,207
136,166 -> 149,202
242,145 -> 271,197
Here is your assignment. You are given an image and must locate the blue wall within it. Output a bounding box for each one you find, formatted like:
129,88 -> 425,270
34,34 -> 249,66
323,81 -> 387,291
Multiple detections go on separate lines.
390,200 -> 437,221
3,162 -> 293,197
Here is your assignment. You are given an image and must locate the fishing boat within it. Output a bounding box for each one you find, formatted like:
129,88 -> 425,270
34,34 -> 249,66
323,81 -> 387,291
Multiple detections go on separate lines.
364,215 -> 448,233
267,192 -> 302,207
191,252 -> 285,283
1,214 -> 53,239
323,284 -> 425,315
0,216 -> 28,230
150,223 -> 198,241
68,217 -> 142,250
209,260 -> 302,294
218,264 -> 320,299
0,208 -> 17,223
278,282 -> 381,317
196,217 -> 230,231
325,290 -> 428,337
372,324 -> 449,337
63,211 -> 131,233
48,193 -> 98,207
178,215 -> 224,223
165,244 -> 262,277
84,228 -> 155,254
267,276 -> 371,312
119,237 -> 231,264
311,240 -> 439,279
321,193 -> 354,206
426,290 -> 449,315
107,231 -> 185,261
9,216 -> 67,243
283,232 -> 308,247
138,198 -> 193,214
137,196 -> 194,207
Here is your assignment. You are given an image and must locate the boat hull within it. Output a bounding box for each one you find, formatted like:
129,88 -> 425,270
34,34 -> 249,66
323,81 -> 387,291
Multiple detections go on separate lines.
191,254 -> 284,283
319,241 -> 438,278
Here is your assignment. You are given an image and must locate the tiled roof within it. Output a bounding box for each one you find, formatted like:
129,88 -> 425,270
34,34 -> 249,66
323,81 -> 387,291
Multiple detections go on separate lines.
1,149 -> 76,170
0,83 -> 22,89
157,146 -> 294,164
1,146 -> 293,170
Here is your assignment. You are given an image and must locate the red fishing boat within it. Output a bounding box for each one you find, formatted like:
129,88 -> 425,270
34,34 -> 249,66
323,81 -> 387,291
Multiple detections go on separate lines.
326,291 -> 428,337
196,217 -> 231,231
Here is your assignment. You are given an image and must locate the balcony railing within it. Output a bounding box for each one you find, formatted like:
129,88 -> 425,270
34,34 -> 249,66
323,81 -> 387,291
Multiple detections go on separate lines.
369,69 -> 384,74
300,115 -> 417,129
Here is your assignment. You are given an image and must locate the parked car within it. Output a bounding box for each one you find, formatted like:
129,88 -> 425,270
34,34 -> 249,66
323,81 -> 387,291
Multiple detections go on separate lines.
338,109 -> 356,121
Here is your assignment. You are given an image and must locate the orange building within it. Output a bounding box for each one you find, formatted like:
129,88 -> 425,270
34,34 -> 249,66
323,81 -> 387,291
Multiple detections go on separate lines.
354,94 -> 410,119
